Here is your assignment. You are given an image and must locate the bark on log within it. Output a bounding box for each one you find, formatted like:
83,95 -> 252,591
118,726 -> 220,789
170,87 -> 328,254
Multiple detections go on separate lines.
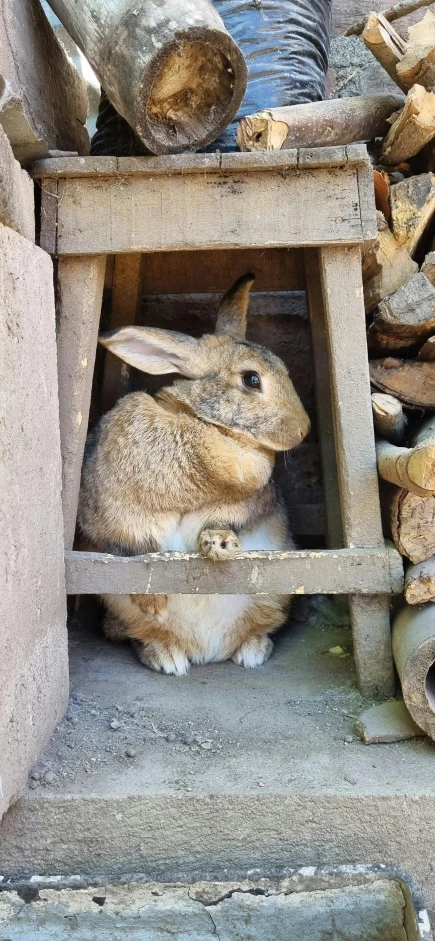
372,392 -> 407,443
389,171 -> 435,253
345,0 -> 435,38
380,86 -> 435,165
370,356 -> 435,407
405,555 -> 435,602
362,211 -> 417,313
236,95 -> 404,152
417,335 -> 435,359
392,603 -> 435,739
421,249 -> 435,284
362,13 -> 408,92
389,486 -> 435,561
396,9 -> 435,90
46,0 -> 247,155
368,272 -> 435,353
376,438 -> 435,494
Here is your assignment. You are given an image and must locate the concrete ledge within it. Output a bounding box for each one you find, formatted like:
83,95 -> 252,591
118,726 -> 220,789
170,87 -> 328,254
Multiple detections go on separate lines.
0,125 -> 34,240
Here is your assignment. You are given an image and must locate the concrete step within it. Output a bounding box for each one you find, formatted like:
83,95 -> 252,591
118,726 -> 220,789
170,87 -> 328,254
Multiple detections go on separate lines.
1,599 -> 435,915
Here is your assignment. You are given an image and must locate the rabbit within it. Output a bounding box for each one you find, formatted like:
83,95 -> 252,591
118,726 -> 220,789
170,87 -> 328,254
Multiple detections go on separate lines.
78,274 -> 310,675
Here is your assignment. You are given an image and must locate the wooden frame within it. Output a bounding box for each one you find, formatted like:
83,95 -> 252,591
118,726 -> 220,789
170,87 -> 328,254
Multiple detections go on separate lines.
33,145 -> 401,700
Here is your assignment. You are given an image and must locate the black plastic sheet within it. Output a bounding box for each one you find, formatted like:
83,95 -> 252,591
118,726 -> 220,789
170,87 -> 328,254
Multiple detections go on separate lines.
91,0 -> 332,156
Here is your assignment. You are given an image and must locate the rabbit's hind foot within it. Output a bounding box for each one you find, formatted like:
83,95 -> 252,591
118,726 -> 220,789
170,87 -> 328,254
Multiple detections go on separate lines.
131,638 -> 190,676
198,528 -> 240,562
231,634 -> 273,669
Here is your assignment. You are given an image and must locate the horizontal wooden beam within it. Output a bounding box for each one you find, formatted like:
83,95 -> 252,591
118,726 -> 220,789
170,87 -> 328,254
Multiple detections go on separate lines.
32,146 -> 370,179
36,149 -> 376,256
65,548 -> 404,596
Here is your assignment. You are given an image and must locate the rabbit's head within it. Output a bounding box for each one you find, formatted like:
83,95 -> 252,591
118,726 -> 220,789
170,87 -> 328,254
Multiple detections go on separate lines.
99,274 -> 310,452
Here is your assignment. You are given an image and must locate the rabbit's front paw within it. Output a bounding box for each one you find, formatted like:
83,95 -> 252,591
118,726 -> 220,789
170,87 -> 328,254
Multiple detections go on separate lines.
199,529 -> 240,561
132,639 -> 190,676
232,635 -> 273,668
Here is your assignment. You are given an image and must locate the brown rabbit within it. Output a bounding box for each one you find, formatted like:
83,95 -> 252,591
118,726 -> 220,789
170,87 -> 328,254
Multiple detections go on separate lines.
78,275 -> 310,675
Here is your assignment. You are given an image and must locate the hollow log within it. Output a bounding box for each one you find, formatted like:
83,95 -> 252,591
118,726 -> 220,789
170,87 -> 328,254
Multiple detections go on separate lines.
389,486 -> 435,562
396,9 -> 435,90
362,212 -> 417,314
376,438 -> 435,495
380,86 -> 435,165
392,603 -> 435,739
236,95 -> 404,152
45,0 -> 247,155
368,272 -> 435,353
362,13 -> 408,92
405,556 -> 435,602
372,392 -> 407,444
370,357 -> 435,407
389,171 -> 435,253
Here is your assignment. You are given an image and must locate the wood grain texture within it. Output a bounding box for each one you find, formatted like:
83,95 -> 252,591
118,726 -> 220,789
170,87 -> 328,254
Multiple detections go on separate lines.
405,555 -> 435,602
372,392 -> 407,444
305,248 -> 344,547
44,170 -> 374,256
57,255 -> 106,548
370,357 -> 435,407
141,248 -> 305,294
376,438 -> 435,495
101,254 -> 143,413
389,486 -> 435,562
64,547 -> 404,596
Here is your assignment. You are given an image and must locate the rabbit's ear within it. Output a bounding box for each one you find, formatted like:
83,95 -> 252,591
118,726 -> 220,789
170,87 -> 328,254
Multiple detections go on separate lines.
215,273 -> 255,340
99,326 -> 208,377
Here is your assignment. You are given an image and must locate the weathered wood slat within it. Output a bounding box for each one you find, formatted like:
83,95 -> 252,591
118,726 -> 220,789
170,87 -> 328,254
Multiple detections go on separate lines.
101,254 -> 143,413
57,255 -> 107,548
141,248 -> 305,294
31,146 -> 371,179
65,548 -> 404,596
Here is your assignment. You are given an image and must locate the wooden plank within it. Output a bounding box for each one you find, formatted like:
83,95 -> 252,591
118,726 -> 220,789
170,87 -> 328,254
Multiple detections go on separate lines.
64,547 -> 404,596
101,253 -> 143,413
39,179 -> 58,255
31,146 -> 371,179
57,255 -> 106,548
43,166 -> 374,256
319,245 -> 395,699
141,248 -> 305,294
304,248 -> 344,547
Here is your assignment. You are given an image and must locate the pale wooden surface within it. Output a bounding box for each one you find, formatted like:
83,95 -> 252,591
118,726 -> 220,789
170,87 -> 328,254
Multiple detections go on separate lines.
318,245 -> 395,698
34,148 -> 376,256
57,255 -> 107,548
405,555 -> 435,603
101,254 -> 143,414
304,248 -> 344,547
371,392 -> 407,444
376,438 -> 435,495
65,547 -> 404,596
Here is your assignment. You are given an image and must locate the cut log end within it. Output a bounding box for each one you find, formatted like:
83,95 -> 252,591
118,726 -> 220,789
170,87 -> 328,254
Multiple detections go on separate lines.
372,392 -> 407,444
137,34 -> 247,154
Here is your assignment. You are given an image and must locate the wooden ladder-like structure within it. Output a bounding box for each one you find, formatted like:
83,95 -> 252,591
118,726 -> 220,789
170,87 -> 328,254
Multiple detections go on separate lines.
33,144 -> 404,700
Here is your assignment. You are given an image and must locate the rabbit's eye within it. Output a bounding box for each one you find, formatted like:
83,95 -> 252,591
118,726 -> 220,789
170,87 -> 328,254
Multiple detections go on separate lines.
242,371 -> 262,391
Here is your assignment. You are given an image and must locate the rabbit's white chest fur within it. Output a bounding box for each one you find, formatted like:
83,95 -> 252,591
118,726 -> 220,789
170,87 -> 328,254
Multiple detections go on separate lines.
157,510 -> 283,664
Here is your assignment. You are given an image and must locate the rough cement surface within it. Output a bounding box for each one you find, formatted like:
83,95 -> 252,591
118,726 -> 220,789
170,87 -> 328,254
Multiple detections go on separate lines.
0,0 -> 89,162
2,599 -> 435,910
0,880 -> 410,940
0,224 -> 68,818
0,125 -> 34,239
355,701 -> 425,745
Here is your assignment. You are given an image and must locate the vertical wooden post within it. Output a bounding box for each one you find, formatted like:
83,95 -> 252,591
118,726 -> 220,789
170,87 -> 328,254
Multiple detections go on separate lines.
101,253 -> 143,414
57,255 -> 106,548
307,245 -> 395,699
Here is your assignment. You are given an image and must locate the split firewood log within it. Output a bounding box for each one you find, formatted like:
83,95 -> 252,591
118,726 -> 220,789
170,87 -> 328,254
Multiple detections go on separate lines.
346,0 -> 435,38
417,335 -> 435,359
362,212 -> 418,313
376,438 -> 435,495
380,87 -> 435,165
389,171 -> 435,253
368,272 -> 435,352
405,555 -> 435,602
363,13 -> 408,91
421,250 -> 435,284
370,357 -> 435,407
372,392 -> 407,443
236,95 -> 404,152
389,486 -> 435,562
396,10 -> 435,91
